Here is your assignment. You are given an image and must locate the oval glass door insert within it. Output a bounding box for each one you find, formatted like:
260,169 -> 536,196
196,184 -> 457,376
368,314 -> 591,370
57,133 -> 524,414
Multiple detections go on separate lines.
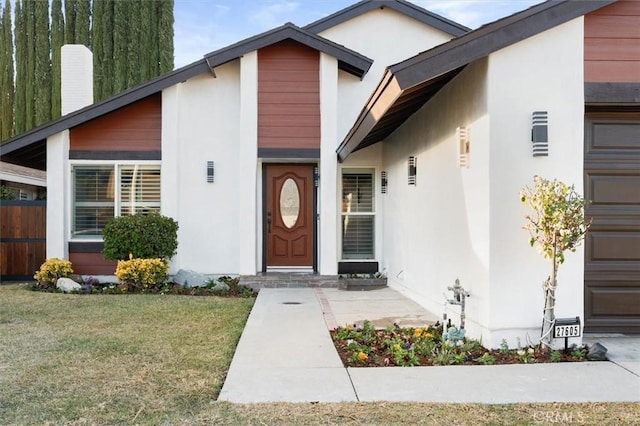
280,178 -> 300,228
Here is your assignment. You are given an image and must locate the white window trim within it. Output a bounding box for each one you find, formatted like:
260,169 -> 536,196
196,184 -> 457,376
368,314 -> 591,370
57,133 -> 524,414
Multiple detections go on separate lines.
69,160 -> 161,242
339,166 -> 378,262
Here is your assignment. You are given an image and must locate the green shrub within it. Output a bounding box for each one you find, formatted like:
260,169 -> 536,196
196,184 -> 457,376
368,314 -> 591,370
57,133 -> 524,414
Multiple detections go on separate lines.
34,258 -> 73,285
0,185 -> 16,200
115,256 -> 169,291
102,213 -> 178,261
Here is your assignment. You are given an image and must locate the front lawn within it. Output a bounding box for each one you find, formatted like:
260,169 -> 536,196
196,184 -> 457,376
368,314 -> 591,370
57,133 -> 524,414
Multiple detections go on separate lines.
1,284 -> 637,425
0,284 -> 253,424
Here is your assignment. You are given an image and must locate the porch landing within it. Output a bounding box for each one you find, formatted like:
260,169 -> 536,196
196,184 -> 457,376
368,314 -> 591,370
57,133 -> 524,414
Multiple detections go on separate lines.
239,273 -> 387,291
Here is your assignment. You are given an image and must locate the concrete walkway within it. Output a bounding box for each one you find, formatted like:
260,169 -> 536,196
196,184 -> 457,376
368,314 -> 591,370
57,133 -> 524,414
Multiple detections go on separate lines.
218,287 -> 640,403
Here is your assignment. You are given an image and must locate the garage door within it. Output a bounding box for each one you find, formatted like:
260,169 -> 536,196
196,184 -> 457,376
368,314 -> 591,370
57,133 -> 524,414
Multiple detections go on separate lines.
584,114 -> 640,333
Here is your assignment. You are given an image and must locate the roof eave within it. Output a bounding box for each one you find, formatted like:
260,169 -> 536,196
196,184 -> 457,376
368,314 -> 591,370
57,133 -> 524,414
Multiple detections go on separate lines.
204,23 -> 373,79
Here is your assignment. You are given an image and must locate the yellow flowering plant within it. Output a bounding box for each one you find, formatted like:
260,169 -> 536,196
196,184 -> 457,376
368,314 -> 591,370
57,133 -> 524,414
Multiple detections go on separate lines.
34,258 -> 74,285
115,255 -> 168,291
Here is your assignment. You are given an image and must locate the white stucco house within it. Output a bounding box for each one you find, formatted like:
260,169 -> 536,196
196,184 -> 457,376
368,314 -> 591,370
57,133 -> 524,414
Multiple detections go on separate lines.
1,0 -> 638,347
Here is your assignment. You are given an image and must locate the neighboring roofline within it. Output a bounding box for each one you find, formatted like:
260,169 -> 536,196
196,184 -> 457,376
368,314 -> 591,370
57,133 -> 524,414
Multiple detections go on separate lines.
203,22 -> 373,79
304,0 -> 469,36
337,0 -> 617,161
0,161 -> 46,187
0,59 -> 210,157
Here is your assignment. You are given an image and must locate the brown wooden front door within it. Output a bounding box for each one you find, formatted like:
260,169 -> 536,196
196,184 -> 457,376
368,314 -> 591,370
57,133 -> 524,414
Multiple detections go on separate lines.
584,114 -> 640,333
265,164 -> 314,268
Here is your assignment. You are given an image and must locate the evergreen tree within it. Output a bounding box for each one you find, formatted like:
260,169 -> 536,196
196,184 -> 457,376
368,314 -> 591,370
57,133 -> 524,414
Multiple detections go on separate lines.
51,0 -> 64,118
24,0 -> 35,130
139,0 -> 154,82
0,0 -> 14,139
112,0 -> 129,93
75,0 -> 90,46
92,0 -> 114,100
158,0 -> 174,74
126,1 -> 141,87
34,0 -> 51,126
65,0 -> 77,44
13,1 -> 25,133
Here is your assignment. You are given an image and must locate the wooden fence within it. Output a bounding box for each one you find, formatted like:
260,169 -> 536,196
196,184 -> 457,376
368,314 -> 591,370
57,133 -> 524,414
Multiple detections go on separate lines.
0,201 -> 46,281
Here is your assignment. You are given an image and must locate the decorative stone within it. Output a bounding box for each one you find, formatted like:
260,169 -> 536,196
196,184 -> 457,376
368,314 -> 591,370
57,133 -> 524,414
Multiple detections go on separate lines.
173,269 -> 209,288
587,342 -> 608,361
69,274 -> 84,284
56,277 -> 82,293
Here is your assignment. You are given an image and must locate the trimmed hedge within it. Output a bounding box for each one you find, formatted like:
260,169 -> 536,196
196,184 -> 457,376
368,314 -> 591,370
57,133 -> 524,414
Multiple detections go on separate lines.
102,213 -> 178,261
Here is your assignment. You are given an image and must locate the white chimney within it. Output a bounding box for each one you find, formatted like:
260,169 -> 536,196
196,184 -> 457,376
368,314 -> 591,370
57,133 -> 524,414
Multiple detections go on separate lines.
61,45 -> 93,115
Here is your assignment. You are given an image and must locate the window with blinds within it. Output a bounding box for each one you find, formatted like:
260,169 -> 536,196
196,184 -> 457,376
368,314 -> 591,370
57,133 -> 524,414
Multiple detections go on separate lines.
72,164 -> 160,238
341,169 -> 374,260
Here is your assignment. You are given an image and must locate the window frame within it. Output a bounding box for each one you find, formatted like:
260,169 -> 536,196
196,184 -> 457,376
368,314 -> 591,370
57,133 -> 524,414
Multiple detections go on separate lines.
69,160 -> 161,241
340,167 -> 376,261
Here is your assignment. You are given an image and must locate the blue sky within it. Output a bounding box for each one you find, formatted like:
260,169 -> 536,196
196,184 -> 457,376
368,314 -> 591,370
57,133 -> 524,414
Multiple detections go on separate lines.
173,0 -> 543,68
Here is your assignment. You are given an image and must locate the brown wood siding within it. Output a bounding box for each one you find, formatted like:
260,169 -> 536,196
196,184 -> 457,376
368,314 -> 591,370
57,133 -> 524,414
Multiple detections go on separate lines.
584,113 -> 640,333
68,252 -> 117,275
584,1 -> 640,83
0,202 -> 46,279
70,94 -> 161,152
258,40 -> 320,150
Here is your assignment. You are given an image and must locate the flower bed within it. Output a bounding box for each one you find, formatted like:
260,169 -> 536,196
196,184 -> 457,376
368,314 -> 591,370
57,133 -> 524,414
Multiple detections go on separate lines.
331,321 -> 589,367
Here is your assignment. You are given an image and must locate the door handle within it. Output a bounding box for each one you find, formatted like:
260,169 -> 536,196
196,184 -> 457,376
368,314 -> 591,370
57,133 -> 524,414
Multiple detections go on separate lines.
267,212 -> 272,233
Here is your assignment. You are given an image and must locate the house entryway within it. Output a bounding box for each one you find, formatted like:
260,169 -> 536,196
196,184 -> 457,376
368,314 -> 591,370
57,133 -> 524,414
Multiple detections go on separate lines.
584,114 -> 640,333
263,164 -> 316,272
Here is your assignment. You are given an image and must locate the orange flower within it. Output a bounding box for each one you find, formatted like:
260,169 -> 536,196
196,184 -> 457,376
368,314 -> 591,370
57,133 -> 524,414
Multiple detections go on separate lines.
358,352 -> 368,361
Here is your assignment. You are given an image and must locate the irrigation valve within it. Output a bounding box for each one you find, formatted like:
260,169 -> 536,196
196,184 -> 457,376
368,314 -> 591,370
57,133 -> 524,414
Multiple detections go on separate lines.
446,278 -> 470,329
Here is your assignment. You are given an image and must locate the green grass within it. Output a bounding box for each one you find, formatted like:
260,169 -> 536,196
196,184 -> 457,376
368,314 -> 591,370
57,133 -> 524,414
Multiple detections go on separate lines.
0,284 -> 253,424
1,284 -> 638,425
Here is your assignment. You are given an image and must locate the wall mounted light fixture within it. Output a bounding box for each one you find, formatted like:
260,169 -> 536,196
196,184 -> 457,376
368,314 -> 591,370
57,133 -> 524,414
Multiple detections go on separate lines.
457,126 -> 470,168
314,166 -> 320,187
207,161 -> 215,183
408,156 -> 417,185
532,111 -> 548,157
381,171 -> 388,194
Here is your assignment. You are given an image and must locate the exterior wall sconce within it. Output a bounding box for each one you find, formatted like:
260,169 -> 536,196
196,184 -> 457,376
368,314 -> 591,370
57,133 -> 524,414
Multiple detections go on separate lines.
381,171 -> 388,194
207,161 -> 215,183
408,156 -> 417,185
314,166 -> 320,187
457,126 -> 470,168
532,111 -> 549,157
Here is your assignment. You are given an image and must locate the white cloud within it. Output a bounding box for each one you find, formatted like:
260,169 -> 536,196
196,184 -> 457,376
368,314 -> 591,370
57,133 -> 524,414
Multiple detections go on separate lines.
248,1 -> 300,29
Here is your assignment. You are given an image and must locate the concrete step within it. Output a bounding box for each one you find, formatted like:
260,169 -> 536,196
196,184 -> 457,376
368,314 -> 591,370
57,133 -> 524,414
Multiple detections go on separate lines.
239,273 -> 387,291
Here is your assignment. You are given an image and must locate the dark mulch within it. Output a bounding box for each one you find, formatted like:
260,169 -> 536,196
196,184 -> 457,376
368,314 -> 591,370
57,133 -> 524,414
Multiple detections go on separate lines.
330,321 -> 588,368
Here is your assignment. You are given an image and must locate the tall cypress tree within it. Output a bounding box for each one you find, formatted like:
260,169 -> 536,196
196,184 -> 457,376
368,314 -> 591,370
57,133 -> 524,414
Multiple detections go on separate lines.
75,0 -> 90,46
158,0 -> 174,74
65,0 -> 77,44
113,0 -> 129,93
24,0 -> 36,130
126,1 -> 141,87
13,1 -> 25,133
51,0 -> 64,118
139,0 -> 154,82
34,0 -> 51,126
0,0 -> 14,140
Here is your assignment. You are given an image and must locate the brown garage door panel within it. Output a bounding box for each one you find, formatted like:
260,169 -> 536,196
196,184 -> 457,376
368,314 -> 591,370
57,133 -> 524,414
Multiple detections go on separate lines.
586,286 -> 640,316
589,231 -> 640,261
587,121 -> 640,151
588,174 -> 640,205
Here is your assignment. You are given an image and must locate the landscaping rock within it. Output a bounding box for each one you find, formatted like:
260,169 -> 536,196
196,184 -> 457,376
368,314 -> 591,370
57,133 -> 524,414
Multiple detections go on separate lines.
173,269 -> 208,288
69,274 -> 84,284
57,277 -> 82,293
587,342 -> 608,361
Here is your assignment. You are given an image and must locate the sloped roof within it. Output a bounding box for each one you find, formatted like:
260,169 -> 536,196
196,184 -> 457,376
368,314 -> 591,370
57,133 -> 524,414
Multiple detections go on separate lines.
337,0 -> 617,162
1,22 -> 372,168
304,0 -> 469,36
204,22 -> 373,79
0,161 -> 46,186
